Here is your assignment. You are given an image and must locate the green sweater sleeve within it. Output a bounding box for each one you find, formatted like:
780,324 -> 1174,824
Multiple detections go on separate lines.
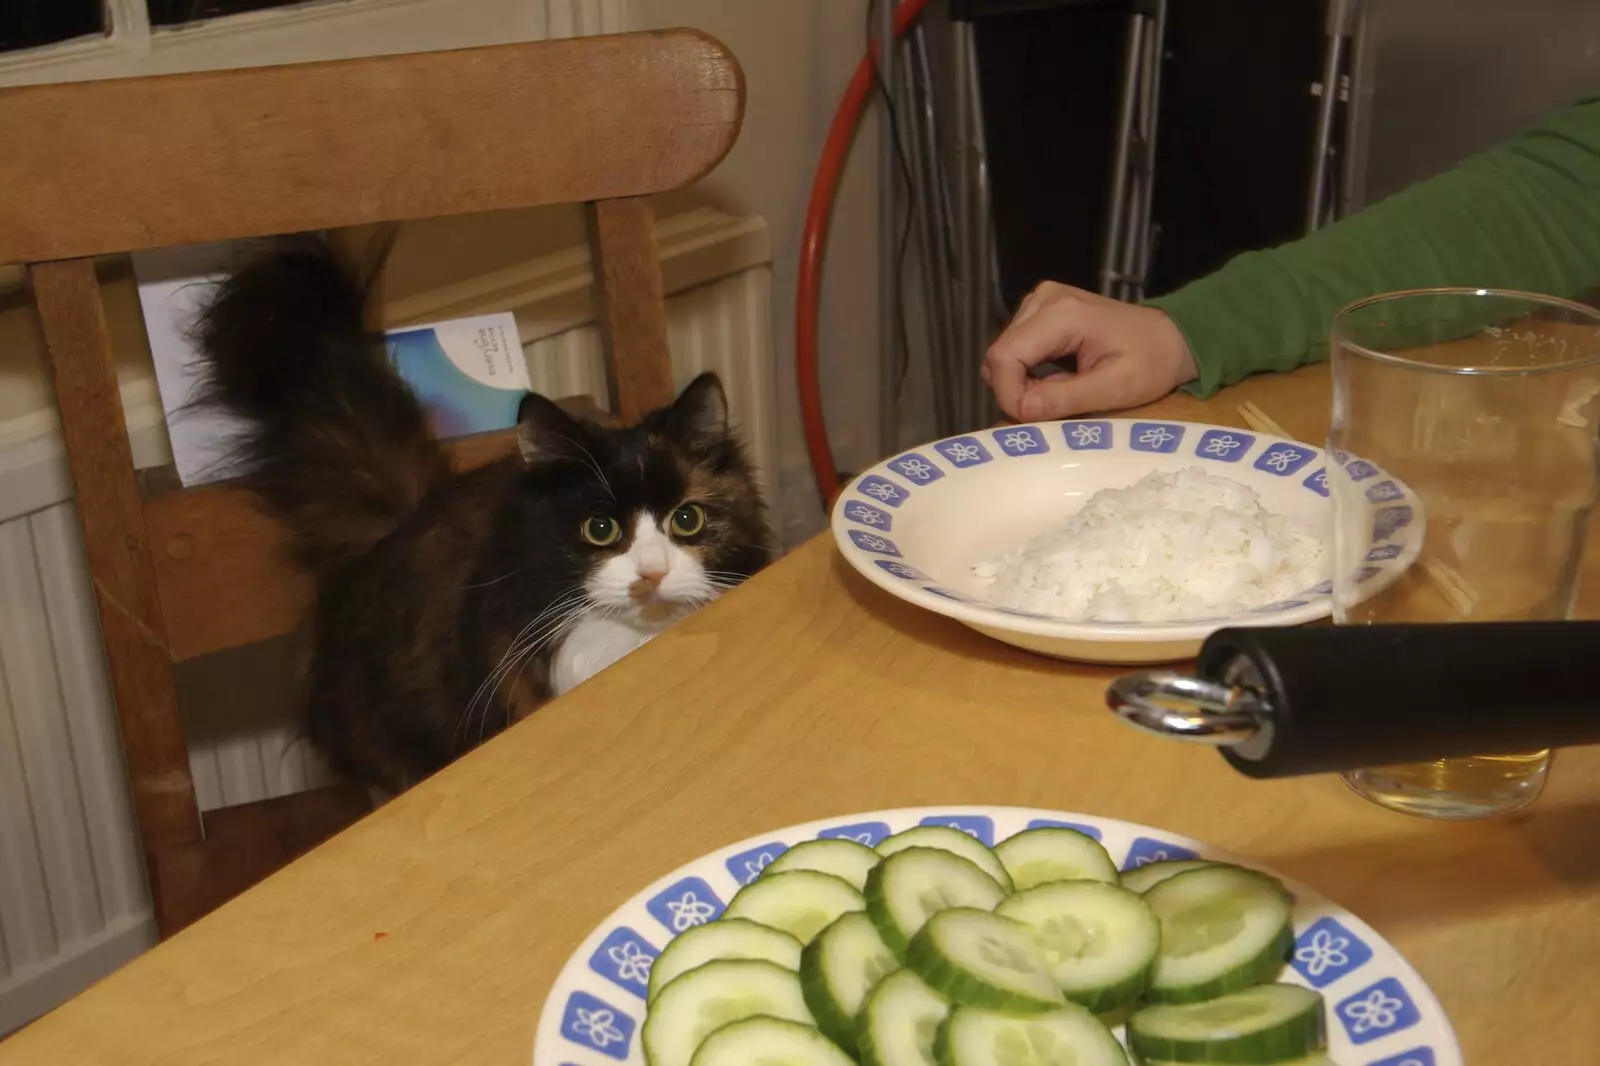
1146,93 -> 1600,397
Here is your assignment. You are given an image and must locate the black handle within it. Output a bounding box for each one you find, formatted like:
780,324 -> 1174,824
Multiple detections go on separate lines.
1198,622 -> 1600,779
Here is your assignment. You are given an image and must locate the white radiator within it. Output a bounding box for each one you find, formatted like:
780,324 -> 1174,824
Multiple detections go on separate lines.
0,506 -> 155,1035
0,231 -> 775,1031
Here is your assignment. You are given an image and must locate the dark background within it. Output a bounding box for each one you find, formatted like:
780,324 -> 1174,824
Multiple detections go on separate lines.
969,0 -> 1326,307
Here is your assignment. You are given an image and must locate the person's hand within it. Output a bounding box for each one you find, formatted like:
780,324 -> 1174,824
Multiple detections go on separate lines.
981,281 -> 1198,421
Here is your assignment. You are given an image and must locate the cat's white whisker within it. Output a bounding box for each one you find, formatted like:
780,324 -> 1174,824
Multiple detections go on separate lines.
456,590 -> 591,750
459,568 -> 520,590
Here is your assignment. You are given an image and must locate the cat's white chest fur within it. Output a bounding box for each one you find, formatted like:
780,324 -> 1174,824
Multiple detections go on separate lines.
550,613 -> 659,696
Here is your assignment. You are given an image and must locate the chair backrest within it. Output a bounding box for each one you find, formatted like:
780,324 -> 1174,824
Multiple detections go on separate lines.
0,32 -> 743,869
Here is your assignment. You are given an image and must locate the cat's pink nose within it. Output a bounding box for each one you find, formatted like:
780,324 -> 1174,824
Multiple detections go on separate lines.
629,568 -> 666,601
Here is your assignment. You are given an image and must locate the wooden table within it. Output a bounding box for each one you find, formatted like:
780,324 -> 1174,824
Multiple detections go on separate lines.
6,365 -> 1598,1064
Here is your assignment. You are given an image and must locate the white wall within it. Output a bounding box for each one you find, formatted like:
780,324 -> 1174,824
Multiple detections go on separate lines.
636,0 -> 885,544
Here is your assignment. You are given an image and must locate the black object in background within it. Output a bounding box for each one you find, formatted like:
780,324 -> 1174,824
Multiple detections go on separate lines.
1146,0 -> 1325,296
0,0 -> 103,53
971,1 -> 1127,308
970,0 -> 1325,308
147,0 -> 305,27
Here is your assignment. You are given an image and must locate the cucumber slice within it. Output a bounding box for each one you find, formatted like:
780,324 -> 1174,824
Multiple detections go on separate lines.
1143,865 -> 1293,1004
1128,984 -> 1327,1064
801,911 -> 901,1049
642,959 -> 813,1066
648,918 -> 803,1002
934,1003 -> 1128,1066
858,969 -> 950,1066
994,881 -> 1159,1013
867,847 -> 1009,957
1121,860 -> 1215,895
905,908 -> 1064,1012
879,826 -> 1014,893
725,870 -> 867,945
690,1016 -> 856,1066
993,828 -> 1118,890
767,839 -> 883,891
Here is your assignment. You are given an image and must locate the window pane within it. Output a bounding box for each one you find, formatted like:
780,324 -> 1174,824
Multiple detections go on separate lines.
0,0 -> 105,53
148,1 -> 315,28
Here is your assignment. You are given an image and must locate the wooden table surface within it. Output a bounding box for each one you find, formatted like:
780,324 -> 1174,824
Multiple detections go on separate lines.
7,364 -> 1598,1064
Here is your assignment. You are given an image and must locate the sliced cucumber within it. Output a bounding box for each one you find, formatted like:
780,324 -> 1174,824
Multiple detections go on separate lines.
994,881 -> 1159,1013
767,838 -> 883,891
879,826 -> 1014,893
1121,860 -> 1215,895
647,918 -> 803,1002
867,847 -> 1009,957
1143,865 -> 1293,1004
724,870 -> 867,945
905,908 -> 1063,1012
801,911 -> 901,1049
934,1003 -> 1128,1066
689,1016 -> 856,1066
642,959 -> 813,1066
858,969 -> 950,1066
1128,984 -> 1327,1064
993,828 -> 1118,890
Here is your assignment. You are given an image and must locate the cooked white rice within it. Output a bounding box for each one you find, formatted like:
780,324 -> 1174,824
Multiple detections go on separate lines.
971,466 -> 1328,623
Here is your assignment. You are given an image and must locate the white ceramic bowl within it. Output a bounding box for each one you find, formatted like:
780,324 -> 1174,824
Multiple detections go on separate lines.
830,419 -> 1423,664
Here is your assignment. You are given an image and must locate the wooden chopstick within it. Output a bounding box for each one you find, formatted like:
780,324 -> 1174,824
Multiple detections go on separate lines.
1236,400 -> 1289,440
1236,401 -> 1482,615
1421,556 -> 1478,618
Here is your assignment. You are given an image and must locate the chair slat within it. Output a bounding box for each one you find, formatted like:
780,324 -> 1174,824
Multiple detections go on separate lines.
30,259 -> 202,850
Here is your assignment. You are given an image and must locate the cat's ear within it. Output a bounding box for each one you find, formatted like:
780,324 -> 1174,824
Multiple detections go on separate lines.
662,372 -> 729,440
516,392 -> 587,466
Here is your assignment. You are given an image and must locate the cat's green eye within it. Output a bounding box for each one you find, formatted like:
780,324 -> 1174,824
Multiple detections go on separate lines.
669,503 -> 706,538
582,515 -> 622,547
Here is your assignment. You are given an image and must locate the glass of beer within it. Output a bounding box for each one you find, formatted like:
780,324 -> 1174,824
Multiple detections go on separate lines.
1329,288 -> 1600,818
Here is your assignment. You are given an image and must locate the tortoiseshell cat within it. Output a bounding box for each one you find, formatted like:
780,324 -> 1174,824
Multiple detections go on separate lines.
195,238 -> 772,792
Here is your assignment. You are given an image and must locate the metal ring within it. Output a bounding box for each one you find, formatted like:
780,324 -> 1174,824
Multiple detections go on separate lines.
1104,671 -> 1263,747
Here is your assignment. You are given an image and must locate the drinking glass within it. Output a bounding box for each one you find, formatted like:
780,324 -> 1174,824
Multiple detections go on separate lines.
1329,288 -> 1600,819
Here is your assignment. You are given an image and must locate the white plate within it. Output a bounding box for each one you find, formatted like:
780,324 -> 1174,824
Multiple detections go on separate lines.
829,420 -> 1424,663
532,806 -> 1461,1066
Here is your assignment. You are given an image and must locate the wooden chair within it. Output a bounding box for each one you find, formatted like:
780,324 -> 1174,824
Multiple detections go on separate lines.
0,30 -> 743,938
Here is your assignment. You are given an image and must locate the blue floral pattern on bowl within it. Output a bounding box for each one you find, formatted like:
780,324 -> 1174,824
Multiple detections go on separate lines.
917,814 -> 995,845
842,499 -> 893,530
1130,421 -> 1184,453
1338,977 -> 1421,1046
1025,817 -> 1102,840
847,531 -> 900,557
856,475 -> 908,507
1062,420 -> 1113,450
888,452 -> 944,484
1121,836 -> 1199,871
1292,916 -> 1375,989
935,436 -> 994,468
993,426 -> 1049,456
588,927 -> 659,1000
1196,429 -> 1255,462
560,990 -> 635,1060
534,807 -> 1462,1066
724,842 -> 788,886
1255,442 -> 1316,476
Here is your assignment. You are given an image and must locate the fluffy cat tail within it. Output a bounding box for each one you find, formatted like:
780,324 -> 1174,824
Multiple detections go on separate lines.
194,236 -> 450,574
